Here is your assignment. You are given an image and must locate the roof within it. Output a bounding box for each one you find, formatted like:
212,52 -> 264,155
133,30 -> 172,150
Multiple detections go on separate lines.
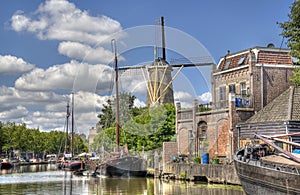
245,86 -> 300,124
217,46 -> 293,72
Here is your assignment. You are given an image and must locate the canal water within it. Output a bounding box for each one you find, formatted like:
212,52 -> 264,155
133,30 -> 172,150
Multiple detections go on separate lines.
0,164 -> 245,194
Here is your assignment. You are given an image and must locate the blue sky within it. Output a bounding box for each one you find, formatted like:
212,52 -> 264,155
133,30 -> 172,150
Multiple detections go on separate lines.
0,0 -> 294,135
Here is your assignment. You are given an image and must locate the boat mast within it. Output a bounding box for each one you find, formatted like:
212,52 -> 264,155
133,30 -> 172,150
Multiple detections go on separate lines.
112,39 -> 120,154
65,102 -> 70,154
71,92 -> 74,157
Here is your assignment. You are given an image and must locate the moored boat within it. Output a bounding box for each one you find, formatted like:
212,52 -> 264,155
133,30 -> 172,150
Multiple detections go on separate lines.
96,40 -> 147,178
57,93 -> 86,171
1,159 -> 13,169
234,133 -> 300,195
99,156 -> 147,177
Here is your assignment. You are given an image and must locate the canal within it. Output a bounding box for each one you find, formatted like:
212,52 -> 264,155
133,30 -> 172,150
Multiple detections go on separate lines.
0,164 -> 245,194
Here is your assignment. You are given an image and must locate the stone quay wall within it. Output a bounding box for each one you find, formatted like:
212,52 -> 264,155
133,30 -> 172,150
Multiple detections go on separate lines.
161,162 -> 240,185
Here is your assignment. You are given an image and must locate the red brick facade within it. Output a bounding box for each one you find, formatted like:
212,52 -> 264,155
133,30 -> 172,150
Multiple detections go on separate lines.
171,45 -> 295,164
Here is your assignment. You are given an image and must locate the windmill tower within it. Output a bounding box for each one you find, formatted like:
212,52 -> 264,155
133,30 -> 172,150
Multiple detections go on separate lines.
118,17 -> 215,107
146,17 -> 174,106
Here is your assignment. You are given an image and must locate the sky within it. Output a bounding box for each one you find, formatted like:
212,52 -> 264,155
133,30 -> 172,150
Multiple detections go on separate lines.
0,0 -> 295,136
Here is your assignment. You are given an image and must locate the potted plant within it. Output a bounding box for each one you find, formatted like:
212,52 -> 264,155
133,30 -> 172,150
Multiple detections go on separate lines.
193,156 -> 201,164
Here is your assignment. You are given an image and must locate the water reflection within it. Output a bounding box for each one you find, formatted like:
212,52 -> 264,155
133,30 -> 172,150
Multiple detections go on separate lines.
1,163 -> 57,174
0,164 -> 245,194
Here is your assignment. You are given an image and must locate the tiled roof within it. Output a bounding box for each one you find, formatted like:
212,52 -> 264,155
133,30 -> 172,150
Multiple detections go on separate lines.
216,46 -> 293,72
257,51 -> 293,65
217,53 -> 250,71
245,86 -> 300,123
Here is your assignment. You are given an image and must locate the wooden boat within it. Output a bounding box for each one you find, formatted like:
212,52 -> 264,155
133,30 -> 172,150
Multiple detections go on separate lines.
59,157 -> 84,171
96,40 -> 147,178
99,155 -> 147,178
234,133 -> 300,195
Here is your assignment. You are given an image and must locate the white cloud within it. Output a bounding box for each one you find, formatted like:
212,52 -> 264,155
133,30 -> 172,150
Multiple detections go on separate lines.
0,86 -> 63,108
0,55 -> 35,74
174,91 -> 211,108
0,105 -> 29,119
15,60 -> 113,92
198,92 -> 211,103
0,85 -> 110,134
10,0 -> 122,45
58,41 -> 115,64
10,11 -> 30,32
134,98 -> 146,108
174,91 -> 194,108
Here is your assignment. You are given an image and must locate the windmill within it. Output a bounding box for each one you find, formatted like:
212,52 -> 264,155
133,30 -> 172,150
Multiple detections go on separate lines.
118,17 -> 215,107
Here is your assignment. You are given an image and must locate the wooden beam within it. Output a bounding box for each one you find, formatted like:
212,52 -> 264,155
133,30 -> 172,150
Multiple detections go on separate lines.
254,133 -> 300,163
260,134 -> 300,148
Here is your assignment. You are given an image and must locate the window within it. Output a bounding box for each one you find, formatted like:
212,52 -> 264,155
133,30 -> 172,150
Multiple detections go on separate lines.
198,122 -> 208,153
241,82 -> 247,96
219,86 -> 226,101
219,86 -> 226,108
229,84 -> 236,93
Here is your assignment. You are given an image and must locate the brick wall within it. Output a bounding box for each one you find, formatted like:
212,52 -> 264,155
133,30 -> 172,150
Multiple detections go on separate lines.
252,65 -> 293,109
162,142 -> 177,168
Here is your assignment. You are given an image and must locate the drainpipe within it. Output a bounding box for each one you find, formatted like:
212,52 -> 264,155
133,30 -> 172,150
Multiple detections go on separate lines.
261,64 -> 264,109
211,64 -> 217,109
176,102 -> 181,155
192,99 -> 198,157
248,49 -> 254,108
228,92 -> 235,161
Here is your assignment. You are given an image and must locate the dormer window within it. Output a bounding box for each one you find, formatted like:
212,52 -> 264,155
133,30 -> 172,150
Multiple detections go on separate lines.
238,55 -> 246,65
224,59 -> 231,69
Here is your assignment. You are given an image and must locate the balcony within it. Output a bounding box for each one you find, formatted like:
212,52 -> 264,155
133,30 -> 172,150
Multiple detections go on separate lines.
214,94 -> 252,109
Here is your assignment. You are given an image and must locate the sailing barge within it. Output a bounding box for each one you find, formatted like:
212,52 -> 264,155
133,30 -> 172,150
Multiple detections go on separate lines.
234,133 -> 300,195
95,39 -> 147,178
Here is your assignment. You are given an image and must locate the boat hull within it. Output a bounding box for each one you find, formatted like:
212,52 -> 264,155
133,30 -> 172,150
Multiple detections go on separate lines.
99,156 -> 147,177
234,157 -> 300,195
57,161 -> 84,171
1,162 -> 13,169
69,161 -> 85,171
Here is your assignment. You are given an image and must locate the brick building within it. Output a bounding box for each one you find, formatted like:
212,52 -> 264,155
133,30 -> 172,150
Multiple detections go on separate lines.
163,45 -> 297,166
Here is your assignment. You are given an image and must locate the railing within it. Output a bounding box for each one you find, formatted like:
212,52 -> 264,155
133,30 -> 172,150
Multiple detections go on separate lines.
214,95 -> 251,109
235,95 -> 251,108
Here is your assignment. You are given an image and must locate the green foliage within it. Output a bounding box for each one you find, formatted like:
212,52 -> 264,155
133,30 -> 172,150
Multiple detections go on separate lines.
290,66 -> 300,87
122,104 -> 176,152
199,104 -> 212,112
97,99 -> 115,129
97,92 -> 136,129
94,98 -> 176,153
279,0 -> 300,60
0,121 -> 88,157
180,171 -> 186,180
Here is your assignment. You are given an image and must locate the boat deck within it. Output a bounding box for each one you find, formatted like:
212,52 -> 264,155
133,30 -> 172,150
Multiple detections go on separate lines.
261,153 -> 300,169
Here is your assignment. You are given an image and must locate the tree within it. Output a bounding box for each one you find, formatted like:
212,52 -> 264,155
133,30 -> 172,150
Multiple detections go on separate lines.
97,92 -> 136,129
96,103 -> 176,152
279,0 -> 300,59
0,121 -> 88,158
291,67 -> 300,87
